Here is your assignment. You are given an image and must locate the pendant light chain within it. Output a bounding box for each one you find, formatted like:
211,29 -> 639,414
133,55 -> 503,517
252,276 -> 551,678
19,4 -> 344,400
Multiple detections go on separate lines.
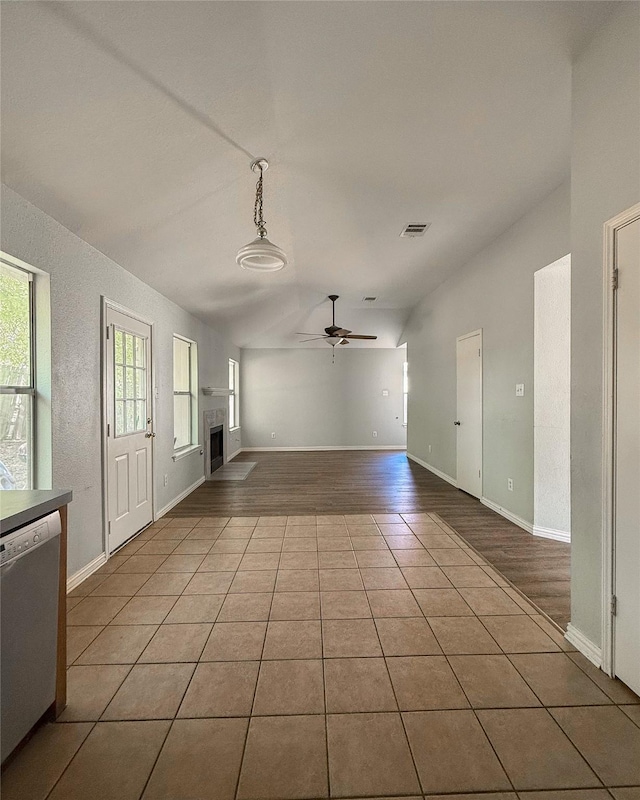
253,165 -> 267,239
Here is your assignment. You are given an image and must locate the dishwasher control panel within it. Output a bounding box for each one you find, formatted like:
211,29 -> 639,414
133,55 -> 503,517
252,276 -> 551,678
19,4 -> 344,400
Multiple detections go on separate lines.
0,512 -> 62,566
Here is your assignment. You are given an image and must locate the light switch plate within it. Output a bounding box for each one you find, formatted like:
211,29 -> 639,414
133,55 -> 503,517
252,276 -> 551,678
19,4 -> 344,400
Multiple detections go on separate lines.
382,390 -> 389,397
516,383 -> 525,397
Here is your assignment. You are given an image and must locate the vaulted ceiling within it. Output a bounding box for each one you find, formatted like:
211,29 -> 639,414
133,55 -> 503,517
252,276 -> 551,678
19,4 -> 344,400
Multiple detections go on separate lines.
1,1 -> 614,347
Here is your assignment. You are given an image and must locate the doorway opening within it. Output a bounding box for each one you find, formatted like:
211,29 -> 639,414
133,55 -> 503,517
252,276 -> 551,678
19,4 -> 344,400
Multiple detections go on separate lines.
455,329 -> 482,498
533,254 -> 571,543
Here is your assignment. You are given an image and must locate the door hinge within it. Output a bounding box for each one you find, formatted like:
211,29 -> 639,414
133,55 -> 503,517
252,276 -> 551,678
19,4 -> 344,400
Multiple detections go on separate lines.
478,348 -> 481,357
611,595 -> 617,616
479,469 -> 481,478
612,268 -> 619,291
106,325 -> 110,339
107,423 -> 110,437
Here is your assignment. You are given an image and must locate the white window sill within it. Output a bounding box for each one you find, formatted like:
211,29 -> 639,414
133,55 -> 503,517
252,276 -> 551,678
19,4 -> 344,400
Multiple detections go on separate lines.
172,444 -> 202,462
229,426 -> 241,433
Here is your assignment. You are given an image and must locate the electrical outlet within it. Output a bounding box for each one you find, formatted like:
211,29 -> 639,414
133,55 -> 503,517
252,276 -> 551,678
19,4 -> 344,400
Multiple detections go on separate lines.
428,444 -> 432,453
163,474 -> 168,487
271,432 -> 276,439
382,389 -> 389,397
507,478 -> 513,491
516,383 -> 525,397
372,431 -> 378,438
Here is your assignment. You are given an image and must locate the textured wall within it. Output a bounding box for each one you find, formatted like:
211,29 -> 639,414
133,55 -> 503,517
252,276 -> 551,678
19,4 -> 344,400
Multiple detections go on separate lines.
241,348 -> 407,449
402,182 -> 570,526
570,4 -> 640,646
534,256 -> 571,536
1,184 -> 240,576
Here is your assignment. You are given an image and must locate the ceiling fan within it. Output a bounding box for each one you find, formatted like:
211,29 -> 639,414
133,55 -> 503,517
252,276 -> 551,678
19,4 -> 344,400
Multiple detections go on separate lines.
297,295 -> 378,346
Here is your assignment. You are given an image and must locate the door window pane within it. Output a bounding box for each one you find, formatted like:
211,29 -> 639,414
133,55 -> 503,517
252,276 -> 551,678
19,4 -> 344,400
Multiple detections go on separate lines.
113,326 -> 147,436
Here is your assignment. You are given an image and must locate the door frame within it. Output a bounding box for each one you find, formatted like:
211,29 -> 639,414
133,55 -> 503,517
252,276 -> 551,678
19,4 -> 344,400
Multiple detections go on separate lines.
100,297 -> 156,558
601,202 -> 640,676
455,328 -> 483,498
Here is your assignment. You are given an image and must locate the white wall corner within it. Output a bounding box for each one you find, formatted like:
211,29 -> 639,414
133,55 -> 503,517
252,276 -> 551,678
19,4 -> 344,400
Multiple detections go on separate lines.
565,623 -> 602,668
406,453 -> 458,488
480,497 -> 533,534
155,476 -> 205,519
227,447 -> 243,462
533,525 -> 571,543
67,552 -> 107,593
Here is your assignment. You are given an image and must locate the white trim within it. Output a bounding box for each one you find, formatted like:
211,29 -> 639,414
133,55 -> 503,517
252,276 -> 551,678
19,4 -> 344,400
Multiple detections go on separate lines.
601,202 -> 640,677
172,443 -> 202,462
406,452 -> 458,487
481,496 -> 533,534
155,476 -> 205,519
533,525 -> 571,543
456,328 -> 483,499
66,553 -> 107,594
565,623 -> 602,668
242,446 -> 406,452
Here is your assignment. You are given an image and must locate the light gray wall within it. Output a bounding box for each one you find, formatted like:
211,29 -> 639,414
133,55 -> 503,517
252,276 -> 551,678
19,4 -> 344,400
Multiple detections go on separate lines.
570,4 -> 640,646
534,256 -> 571,537
241,348 -> 407,449
1,184 -> 240,576
402,181 -> 570,525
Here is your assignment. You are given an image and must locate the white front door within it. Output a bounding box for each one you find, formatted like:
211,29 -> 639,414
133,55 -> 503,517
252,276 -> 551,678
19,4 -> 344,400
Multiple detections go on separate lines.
456,330 -> 483,498
613,215 -> 640,695
105,306 -> 154,552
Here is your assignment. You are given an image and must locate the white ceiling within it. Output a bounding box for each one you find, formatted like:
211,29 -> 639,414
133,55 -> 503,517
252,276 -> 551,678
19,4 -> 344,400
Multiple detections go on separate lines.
1,1 -> 614,347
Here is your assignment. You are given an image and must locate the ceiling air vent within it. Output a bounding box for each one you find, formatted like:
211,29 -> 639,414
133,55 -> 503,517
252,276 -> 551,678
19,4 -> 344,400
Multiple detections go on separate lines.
363,296 -> 377,303
400,223 -> 430,238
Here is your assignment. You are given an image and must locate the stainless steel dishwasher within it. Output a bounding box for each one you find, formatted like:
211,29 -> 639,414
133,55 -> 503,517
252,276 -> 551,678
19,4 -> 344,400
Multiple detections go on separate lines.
1,511 -> 61,763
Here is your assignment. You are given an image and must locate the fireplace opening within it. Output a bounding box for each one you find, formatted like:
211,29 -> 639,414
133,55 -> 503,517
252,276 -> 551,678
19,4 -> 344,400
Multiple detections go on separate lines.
209,425 -> 223,474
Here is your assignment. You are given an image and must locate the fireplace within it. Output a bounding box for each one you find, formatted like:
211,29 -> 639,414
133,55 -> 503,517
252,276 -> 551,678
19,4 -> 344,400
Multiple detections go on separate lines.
203,408 -> 227,479
209,425 -> 223,474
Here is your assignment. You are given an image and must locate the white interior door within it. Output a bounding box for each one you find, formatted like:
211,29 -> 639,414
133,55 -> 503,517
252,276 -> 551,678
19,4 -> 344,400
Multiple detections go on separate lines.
105,306 -> 154,552
613,215 -> 640,694
456,330 -> 483,498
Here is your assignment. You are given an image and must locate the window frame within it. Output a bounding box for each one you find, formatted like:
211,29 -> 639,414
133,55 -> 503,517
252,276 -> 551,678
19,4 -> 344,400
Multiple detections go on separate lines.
229,358 -> 240,431
172,334 -> 199,454
0,261 -> 36,489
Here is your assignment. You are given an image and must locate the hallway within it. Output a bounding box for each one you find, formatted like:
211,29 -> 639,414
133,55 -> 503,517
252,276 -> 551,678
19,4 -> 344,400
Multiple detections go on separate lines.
2,511 -> 639,799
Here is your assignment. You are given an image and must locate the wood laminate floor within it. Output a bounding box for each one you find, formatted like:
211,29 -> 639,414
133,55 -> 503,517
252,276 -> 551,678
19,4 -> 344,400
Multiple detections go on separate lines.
169,451 -> 571,628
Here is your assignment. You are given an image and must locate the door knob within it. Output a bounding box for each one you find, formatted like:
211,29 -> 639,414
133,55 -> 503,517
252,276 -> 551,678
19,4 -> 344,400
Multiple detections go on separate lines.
145,432 -> 156,438
454,420 -> 461,426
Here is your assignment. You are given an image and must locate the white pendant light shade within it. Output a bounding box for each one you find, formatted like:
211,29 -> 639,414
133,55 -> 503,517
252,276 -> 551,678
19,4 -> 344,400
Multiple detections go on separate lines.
236,157 -> 287,272
325,335 -> 341,346
236,236 -> 287,272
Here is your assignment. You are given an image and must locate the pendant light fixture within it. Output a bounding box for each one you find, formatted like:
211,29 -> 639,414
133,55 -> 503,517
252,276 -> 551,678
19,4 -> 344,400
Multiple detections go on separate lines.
236,158 -> 287,272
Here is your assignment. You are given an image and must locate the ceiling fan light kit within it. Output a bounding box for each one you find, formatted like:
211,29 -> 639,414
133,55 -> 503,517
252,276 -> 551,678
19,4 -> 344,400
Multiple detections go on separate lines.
236,158 -> 287,272
296,295 -> 378,348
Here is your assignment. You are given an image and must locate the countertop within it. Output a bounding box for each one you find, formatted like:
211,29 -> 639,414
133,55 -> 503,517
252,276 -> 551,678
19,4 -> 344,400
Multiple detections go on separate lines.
0,490 -> 73,536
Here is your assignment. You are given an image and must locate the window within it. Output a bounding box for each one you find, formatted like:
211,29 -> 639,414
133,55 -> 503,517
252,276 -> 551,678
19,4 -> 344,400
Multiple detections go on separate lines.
229,358 -> 239,429
173,335 -> 198,451
0,263 -> 34,489
403,361 -> 409,427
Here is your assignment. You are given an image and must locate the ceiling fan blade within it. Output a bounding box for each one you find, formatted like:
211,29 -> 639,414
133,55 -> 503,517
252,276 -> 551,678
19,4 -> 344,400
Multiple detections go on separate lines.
344,334 -> 377,340
296,332 -> 325,336
339,338 -> 349,345
299,336 -> 327,342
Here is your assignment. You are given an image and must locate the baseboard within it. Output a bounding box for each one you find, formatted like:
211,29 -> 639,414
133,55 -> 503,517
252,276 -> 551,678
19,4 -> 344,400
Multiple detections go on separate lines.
242,446 -> 406,452
533,525 -> 571,543
565,623 -> 602,668
481,496 -> 533,534
67,553 -> 107,593
155,476 -> 206,519
406,453 -> 458,488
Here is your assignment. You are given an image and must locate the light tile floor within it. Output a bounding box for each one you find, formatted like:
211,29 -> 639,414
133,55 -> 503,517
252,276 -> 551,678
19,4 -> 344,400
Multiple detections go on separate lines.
2,512 -> 640,800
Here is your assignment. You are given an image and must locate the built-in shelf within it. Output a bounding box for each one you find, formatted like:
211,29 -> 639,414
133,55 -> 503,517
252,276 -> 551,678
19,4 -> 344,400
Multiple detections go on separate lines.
202,387 -> 232,396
